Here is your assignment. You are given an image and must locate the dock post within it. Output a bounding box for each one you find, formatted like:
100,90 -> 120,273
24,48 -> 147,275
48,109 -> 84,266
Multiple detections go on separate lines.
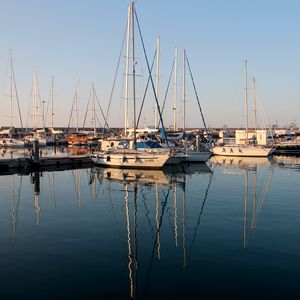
196,134 -> 199,151
33,140 -> 40,162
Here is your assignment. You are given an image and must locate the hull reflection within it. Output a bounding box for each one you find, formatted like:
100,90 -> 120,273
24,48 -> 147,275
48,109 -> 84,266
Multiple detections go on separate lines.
91,167 -> 171,186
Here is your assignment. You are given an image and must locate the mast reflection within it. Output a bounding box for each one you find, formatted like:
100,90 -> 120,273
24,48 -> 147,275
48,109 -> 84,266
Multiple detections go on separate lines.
91,164 -> 213,298
211,156 -> 274,249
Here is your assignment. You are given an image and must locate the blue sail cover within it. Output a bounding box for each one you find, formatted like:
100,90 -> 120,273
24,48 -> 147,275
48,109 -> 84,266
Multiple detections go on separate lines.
136,141 -> 162,148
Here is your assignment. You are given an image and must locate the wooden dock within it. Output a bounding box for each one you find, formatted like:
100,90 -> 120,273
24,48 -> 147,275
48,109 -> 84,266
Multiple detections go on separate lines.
0,155 -> 93,174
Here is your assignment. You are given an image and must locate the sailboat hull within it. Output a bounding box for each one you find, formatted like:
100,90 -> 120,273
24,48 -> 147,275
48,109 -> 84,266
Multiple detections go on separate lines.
185,150 -> 212,162
25,137 -> 47,147
91,150 -> 169,169
212,145 -> 273,157
0,138 -> 25,148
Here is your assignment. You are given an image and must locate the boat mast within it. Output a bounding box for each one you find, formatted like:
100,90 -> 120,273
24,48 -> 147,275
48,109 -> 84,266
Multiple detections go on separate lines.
8,49 -> 24,132
244,59 -> 249,144
124,5 -> 131,137
9,49 -> 13,134
92,83 -> 96,136
173,48 -> 178,131
183,49 -> 186,132
32,69 -> 37,131
131,2 -> 137,149
51,75 -> 54,128
154,36 -> 160,129
253,76 -> 257,134
75,80 -> 80,132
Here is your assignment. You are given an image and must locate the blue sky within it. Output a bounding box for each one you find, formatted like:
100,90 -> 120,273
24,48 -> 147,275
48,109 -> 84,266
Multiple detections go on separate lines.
0,0 -> 299,129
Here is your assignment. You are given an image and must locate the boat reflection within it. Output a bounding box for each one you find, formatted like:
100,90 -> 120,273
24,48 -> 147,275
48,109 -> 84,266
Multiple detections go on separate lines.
273,155 -> 300,171
90,164 -> 213,298
91,167 -> 170,186
31,171 -> 41,224
9,174 -> 22,242
3,163 -> 214,298
0,145 -> 93,160
210,155 -> 274,249
210,155 -> 274,169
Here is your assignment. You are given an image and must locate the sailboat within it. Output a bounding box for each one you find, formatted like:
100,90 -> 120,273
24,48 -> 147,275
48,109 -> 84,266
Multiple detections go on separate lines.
25,68 -> 47,146
91,2 -> 169,169
176,49 -> 211,162
212,60 -> 275,157
0,49 -> 25,148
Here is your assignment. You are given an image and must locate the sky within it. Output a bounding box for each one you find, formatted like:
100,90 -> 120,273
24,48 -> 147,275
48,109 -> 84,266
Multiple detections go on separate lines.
0,0 -> 300,129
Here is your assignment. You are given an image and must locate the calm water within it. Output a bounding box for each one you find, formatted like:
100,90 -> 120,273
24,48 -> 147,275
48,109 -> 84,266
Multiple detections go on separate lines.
0,156 -> 300,299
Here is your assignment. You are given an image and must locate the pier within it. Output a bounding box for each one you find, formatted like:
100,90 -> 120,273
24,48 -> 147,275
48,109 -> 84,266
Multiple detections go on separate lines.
0,141 -> 93,174
0,155 -> 93,174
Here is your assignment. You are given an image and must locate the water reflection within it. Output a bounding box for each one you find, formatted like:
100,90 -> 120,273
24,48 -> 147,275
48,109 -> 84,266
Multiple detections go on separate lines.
211,156 -> 275,249
210,155 -> 273,171
1,157 -> 300,298
243,166 -> 274,249
90,165 -> 213,299
0,145 -> 93,159
273,155 -> 300,171
10,174 -> 22,242
31,171 -> 41,224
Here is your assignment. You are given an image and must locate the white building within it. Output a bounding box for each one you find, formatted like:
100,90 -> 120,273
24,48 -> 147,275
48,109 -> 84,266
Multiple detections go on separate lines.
235,129 -> 274,146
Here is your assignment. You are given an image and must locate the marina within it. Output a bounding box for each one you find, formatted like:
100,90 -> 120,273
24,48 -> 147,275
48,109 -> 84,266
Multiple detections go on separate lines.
1,0 -> 300,299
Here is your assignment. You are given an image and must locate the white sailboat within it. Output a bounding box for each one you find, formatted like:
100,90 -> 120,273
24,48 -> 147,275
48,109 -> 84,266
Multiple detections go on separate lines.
0,49 -> 25,148
179,50 -> 211,162
25,69 -> 47,146
91,2 -> 169,169
212,60 -> 274,157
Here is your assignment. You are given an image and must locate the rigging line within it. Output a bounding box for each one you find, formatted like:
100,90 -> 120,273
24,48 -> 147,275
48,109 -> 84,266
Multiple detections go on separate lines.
11,57 -> 24,130
67,84 -> 78,133
252,167 -> 274,230
13,175 -> 23,241
140,186 -> 155,239
96,114 -> 103,129
136,49 -> 157,128
35,72 -> 45,130
185,53 -> 209,136
95,89 -> 110,130
104,181 -> 124,244
45,77 -> 53,128
141,185 -> 171,299
165,205 -> 175,234
157,57 -> 175,128
135,10 -> 168,146
103,16 -> 128,135
10,175 -> 16,241
25,74 -> 35,131
258,98 -> 275,145
187,171 -> 214,264
45,83 -> 51,127
82,83 -> 93,128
